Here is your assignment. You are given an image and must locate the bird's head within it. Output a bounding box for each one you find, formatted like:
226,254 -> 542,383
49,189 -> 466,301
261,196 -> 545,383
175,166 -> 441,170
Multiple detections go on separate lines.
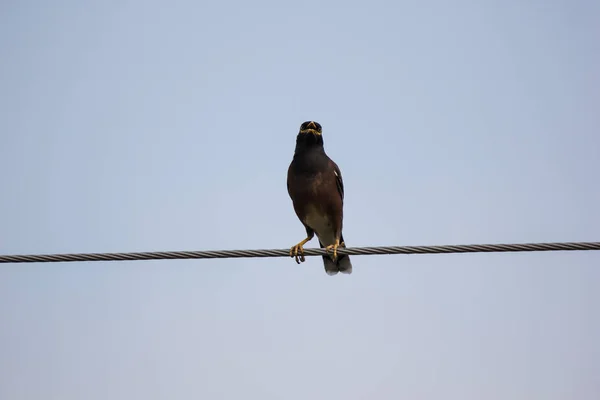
299,121 -> 322,136
295,120 -> 324,151
294,120 -> 325,153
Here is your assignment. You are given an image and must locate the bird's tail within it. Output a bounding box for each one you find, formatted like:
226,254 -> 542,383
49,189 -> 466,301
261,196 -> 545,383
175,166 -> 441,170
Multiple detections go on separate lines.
320,238 -> 352,276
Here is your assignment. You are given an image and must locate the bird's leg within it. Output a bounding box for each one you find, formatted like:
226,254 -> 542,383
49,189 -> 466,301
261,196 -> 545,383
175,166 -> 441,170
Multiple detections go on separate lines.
325,238 -> 341,261
290,236 -> 312,264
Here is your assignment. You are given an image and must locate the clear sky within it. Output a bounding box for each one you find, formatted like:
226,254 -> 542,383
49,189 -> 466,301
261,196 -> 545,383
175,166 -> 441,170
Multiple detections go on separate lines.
1,0 -> 599,398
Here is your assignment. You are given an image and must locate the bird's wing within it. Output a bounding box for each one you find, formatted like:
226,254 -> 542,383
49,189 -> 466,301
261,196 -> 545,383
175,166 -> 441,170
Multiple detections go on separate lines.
332,161 -> 344,203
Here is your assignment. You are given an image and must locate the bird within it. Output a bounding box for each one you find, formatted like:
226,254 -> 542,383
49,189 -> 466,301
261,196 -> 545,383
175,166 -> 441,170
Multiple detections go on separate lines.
287,121 -> 352,275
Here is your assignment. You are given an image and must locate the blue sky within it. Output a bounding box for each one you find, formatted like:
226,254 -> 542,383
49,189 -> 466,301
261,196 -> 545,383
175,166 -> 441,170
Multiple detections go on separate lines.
1,0 -> 599,398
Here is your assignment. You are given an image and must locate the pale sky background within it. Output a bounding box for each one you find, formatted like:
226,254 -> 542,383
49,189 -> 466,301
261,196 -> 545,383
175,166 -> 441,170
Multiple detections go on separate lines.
1,0 -> 599,399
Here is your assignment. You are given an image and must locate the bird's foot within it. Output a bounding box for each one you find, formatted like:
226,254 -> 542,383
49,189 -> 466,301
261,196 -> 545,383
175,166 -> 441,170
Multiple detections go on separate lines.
290,244 -> 305,264
290,237 -> 311,264
325,240 -> 341,261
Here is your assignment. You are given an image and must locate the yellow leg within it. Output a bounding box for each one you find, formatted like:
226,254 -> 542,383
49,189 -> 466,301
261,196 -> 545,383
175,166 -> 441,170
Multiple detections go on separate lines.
325,238 -> 341,261
290,236 -> 312,264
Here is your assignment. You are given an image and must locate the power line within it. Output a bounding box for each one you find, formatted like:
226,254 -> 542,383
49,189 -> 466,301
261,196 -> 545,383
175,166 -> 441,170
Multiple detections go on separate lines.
0,241 -> 599,264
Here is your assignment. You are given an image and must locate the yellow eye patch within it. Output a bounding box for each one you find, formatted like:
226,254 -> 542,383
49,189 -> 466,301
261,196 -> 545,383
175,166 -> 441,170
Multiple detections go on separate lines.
299,129 -> 322,135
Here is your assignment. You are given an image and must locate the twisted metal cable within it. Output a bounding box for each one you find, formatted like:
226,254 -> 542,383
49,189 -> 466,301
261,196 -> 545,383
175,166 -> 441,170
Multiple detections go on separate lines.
1,241 -> 599,264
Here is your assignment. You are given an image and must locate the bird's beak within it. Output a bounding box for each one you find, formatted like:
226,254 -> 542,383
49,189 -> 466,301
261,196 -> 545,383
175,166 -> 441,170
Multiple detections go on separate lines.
307,121 -> 317,130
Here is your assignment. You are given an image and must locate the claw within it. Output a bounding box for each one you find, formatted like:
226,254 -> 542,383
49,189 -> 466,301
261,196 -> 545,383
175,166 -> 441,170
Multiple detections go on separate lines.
325,239 -> 341,261
290,243 -> 306,264
290,236 -> 312,264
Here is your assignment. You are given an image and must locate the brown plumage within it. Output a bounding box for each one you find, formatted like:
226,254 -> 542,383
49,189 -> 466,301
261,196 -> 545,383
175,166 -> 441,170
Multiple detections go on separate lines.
287,121 -> 352,275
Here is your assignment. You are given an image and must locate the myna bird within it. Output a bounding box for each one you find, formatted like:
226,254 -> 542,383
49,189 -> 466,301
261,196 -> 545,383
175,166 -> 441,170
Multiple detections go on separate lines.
287,121 -> 352,275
